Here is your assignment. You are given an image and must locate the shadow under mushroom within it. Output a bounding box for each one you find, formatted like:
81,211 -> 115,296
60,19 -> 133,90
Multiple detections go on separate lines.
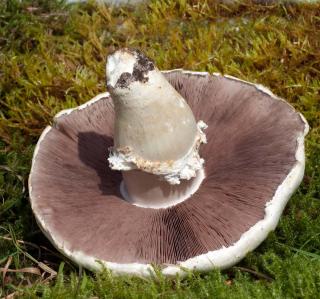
78,132 -> 122,197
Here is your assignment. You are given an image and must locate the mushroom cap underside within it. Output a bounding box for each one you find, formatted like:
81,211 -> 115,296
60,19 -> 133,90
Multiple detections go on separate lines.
29,70 -> 308,276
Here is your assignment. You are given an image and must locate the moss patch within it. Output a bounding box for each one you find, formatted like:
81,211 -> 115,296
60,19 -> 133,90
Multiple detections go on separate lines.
0,0 -> 319,298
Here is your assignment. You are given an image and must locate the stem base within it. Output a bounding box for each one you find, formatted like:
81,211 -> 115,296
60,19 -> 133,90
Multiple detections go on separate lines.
120,168 -> 205,209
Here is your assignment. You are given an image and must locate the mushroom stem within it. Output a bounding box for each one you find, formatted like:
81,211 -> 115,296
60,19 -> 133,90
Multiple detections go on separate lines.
106,49 -> 206,208
121,169 -> 205,209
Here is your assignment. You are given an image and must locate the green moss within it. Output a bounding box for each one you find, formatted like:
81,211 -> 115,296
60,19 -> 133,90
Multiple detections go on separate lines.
0,0 -> 319,297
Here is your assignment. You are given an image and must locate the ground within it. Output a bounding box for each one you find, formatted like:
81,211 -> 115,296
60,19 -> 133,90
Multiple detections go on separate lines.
0,0 -> 319,298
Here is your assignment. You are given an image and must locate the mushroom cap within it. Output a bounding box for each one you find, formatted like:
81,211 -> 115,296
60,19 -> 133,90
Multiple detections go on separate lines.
29,70 -> 308,277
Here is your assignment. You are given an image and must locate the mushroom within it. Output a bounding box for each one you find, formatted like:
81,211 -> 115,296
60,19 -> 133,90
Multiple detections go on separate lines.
29,49 -> 308,277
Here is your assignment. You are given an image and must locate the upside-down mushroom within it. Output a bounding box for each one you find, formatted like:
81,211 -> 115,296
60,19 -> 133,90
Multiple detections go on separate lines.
29,49 -> 308,277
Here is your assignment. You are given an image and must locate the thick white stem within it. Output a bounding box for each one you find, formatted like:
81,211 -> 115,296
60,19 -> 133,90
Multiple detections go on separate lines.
106,49 -> 206,206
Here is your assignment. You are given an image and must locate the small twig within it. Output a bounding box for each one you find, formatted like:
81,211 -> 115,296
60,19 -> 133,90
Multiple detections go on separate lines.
0,267 -> 41,276
38,262 -> 57,277
2,256 -> 12,288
